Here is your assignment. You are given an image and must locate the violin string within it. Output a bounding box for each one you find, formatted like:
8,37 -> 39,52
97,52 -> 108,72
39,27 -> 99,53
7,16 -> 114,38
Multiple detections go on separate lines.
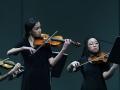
36,31 -> 58,51
51,37 -> 64,42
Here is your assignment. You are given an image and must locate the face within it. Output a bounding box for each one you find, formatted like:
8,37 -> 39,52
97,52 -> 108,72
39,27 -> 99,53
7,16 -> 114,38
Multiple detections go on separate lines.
31,22 -> 41,37
87,38 -> 99,53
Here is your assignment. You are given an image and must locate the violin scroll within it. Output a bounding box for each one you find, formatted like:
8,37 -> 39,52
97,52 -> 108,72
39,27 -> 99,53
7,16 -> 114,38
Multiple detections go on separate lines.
72,41 -> 81,47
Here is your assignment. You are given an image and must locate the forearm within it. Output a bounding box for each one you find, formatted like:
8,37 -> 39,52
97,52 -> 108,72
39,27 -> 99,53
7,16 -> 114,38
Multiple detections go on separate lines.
49,49 -> 65,66
0,73 -> 10,82
7,48 -> 23,55
0,69 -> 14,82
103,66 -> 117,80
8,74 -> 17,81
8,69 -> 24,81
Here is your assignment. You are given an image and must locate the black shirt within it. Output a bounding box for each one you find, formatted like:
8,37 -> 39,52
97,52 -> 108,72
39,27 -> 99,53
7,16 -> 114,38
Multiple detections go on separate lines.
13,38 -> 53,90
77,57 -> 110,90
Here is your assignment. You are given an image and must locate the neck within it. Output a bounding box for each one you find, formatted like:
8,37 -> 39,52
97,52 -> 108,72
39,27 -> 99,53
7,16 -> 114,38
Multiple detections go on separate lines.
28,35 -> 34,42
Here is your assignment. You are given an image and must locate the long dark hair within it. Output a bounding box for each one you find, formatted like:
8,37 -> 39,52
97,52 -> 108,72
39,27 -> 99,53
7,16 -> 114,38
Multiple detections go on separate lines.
24,17 -> 39,38
81,36 -> 101,61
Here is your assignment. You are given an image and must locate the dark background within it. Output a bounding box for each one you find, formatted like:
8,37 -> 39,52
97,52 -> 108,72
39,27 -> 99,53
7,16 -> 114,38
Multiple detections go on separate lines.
0,0 -> 119,90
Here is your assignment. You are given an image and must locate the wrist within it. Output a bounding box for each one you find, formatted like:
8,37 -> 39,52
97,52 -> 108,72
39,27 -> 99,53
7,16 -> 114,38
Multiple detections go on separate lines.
61,49 -> 66,52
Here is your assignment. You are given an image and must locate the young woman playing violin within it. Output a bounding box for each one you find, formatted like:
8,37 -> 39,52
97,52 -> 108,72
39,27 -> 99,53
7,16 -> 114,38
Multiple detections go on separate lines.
7,17 -> 71,90
0,63 -> 21,82
67,36 -> 118,90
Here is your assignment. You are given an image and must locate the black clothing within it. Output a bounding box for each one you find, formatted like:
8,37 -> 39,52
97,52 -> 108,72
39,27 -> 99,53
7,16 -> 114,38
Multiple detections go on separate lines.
13,38 -> 53,90
77,57 -> 110,90
16,54 -> 68,78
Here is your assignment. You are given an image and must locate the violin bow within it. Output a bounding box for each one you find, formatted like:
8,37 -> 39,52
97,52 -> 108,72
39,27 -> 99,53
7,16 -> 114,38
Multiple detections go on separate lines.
36,31 -> 58,52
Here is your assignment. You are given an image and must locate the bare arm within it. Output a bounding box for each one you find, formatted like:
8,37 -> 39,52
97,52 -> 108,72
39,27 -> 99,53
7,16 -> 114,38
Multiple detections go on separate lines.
49,39 -> 71,66
0,63 -> 21,82
0,72 -> 12,82
7,46 -> 36,55
7,74 -> 17,81
8,69 -> 24,81
103,63 -> 118,80
49,49 -> 66,66
7,48 -> 23,55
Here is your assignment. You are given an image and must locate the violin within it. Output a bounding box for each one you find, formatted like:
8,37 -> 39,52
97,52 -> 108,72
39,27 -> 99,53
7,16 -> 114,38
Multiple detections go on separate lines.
71,51 -> 110,72
74,52 -> 110,67
34,33 -> 81,47
0,58 -> 24,69
90,51 -> 110,63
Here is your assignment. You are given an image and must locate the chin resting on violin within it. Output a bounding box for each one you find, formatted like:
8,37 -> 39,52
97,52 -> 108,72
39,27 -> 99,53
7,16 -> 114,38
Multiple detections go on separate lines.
67,36 -> 118,90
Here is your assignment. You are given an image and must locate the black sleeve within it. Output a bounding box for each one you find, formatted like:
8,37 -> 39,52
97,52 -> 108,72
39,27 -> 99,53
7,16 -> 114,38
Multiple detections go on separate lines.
13,40 -> 24,48
13,39 -> 25,55
16,71 -> 24,78
100,63 -> 110,72
0,72 -> 1,75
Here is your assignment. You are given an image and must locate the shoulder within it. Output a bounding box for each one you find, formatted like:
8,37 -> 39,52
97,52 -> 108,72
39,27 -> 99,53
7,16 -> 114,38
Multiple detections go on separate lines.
20,38 -> 29,45
21,38 -> 28,43
13,38 -> 28,48
99,63 -> 110,72
15,38 -> 28,44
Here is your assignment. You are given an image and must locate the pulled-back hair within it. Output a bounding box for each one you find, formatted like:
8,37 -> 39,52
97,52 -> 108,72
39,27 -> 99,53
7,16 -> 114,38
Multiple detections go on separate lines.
24,17 -> 39,38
